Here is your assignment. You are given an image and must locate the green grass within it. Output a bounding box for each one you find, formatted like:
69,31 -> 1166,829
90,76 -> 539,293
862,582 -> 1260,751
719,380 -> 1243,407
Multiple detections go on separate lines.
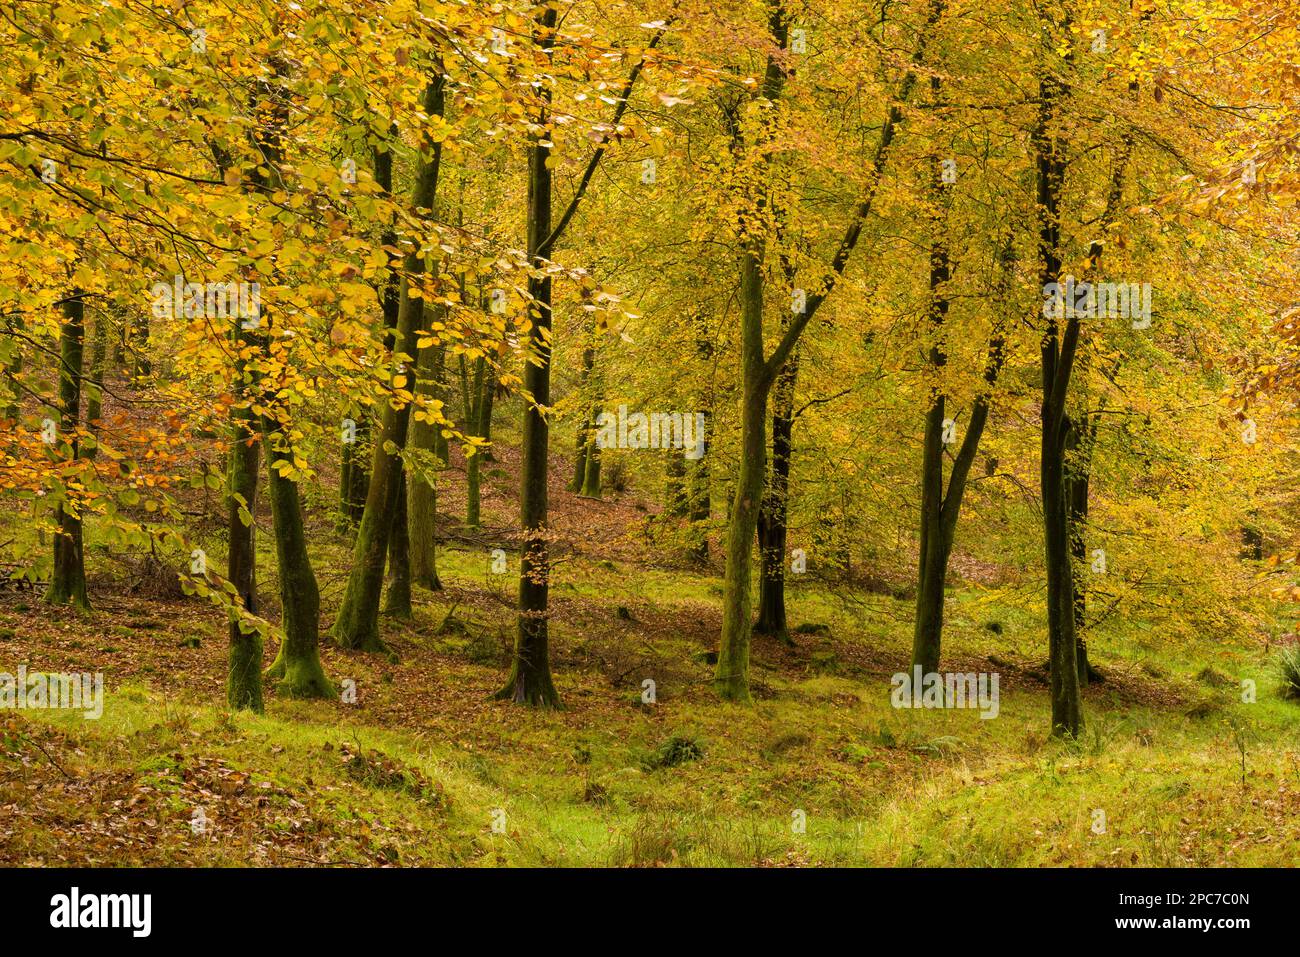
5,545 -> 1299,866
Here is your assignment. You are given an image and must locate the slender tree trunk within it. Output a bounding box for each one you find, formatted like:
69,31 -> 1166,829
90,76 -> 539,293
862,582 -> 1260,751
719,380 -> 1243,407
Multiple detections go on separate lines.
688,324 -> 713,561
1034,58 -> 1083,737
464,355 -> 486,528
571,341 -> 595,491
408,338 -> 444,591
580,403 -> 602,498
480,367 -> 498,458
47,291 -> 90,611
383,472 -> 413,618
130,313 -> 151,378
755,349 -> 797,644
2,350 -> 21,422
1068,411 -> 1101,685
84,309 -> 109,449
665,448 -> 688,517
338,408 -> 369,531
716,252 -> 768,701
333,76 -> 444,653
226,314 -> 262,712
498,5 -> 562,706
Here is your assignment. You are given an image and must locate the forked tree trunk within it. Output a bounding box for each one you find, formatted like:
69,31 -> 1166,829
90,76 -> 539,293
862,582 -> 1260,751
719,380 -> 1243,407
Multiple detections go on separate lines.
715,0 -> 942,698
333,75 -> 444,653
1034,59 -> 1083,737
497,8 -> 664,705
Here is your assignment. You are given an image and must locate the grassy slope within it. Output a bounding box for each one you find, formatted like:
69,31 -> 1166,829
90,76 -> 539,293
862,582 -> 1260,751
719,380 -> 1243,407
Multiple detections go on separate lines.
3,531 -> 1298,867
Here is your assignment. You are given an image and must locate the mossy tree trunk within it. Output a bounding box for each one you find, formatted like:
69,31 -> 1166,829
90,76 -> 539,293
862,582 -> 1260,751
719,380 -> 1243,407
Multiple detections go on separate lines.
408,337 -> 445,591
262,419 -> 333,699
47,291 -> 90,612
383,472 -> 413,618
226,313 -> 262,712
497,10 -> 664,706
714,0 -> 931,698
333,75 -> 444,653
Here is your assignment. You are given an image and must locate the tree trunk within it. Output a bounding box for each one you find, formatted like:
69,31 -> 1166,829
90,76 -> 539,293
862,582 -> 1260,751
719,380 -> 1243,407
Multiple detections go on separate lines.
47,291 -> 90,612
571,341 -> 595,491
262,421 -> 333,698
755,349 -> 797,644
498,5 -> 562,706
911,137 -> 953,675
2,350 -> 21,422
464,355 -> 486,528
688,324 -> 713,562
1068,412 -> 1101,685
1034,60 -> 1083,737
580,404 -> 602,498
665,449 -> 688,517
130,313 -> 151,378
338,408 -> 369,531
408,339 -> 444,591
715,251 -> 768,701
226,314 -> 262,712
383,472 -> 413,618
333,75 -> 444,653
84,308 -> 109,450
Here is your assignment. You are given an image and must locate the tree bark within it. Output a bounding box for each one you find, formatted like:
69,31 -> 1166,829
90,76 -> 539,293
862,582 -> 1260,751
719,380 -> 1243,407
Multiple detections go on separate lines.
571,340 -> 595,492
47,291 -> 90,612
408,338 -> 444,590
226,312 -> 262,712
262,419 -> 333,698
383,472 -> 413,618
755,347 -> 797,644
1033,54 -> 1083,737
498,5 -> 562,706
333,75 -> 444,653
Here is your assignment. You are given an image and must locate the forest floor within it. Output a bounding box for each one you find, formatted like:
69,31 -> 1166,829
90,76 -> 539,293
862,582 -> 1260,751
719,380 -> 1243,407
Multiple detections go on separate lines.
2,442 -> 1299,866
